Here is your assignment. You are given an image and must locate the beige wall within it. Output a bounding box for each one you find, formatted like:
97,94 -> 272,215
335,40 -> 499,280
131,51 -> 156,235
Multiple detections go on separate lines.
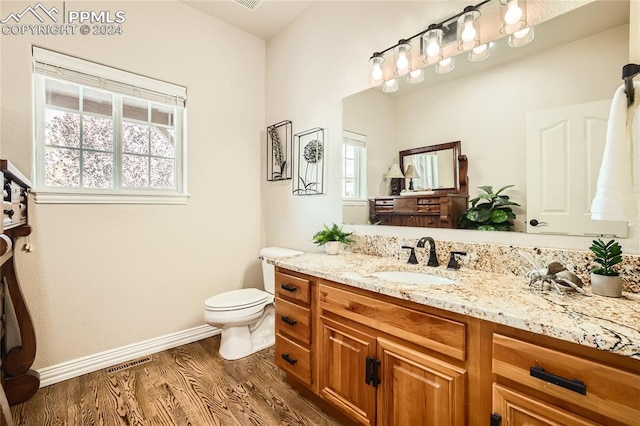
265,0 -> 640,254
1,1 -> 265,369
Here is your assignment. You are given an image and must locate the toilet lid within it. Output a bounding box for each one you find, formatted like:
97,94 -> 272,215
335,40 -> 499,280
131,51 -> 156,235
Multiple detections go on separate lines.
204,288 -> 269,311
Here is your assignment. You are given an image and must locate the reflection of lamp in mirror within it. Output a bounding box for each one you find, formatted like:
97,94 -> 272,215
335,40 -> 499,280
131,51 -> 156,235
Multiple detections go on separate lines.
386,163 -> 404,195
508,26 -> 534,47
500,0 -> 527,34
435,57 -> 454,74
457,6 -> 480,51
404,165 -> 420,191
369,52 -> 385,86
469,43 -> 491,62
407,69 -> 424,84
382,78 -> 399,93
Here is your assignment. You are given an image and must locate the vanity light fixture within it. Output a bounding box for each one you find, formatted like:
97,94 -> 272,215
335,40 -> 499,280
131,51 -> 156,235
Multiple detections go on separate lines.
436,57 -> 455,74
407,69 -> 424,84
382,78 -> 399,93
457,6 -> 481,51
508,26 -> 534,47
395,39 -> 412,75
422,24 -> 444,64
468,42 -> 492,62
369,52 -> 385,86
500,0 -> 527,34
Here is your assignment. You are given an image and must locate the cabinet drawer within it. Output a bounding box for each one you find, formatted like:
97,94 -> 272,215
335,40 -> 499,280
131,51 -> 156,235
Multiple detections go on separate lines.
319,283 -> 466,360
275,271 -> 311,305
275,333 -> 311,385
275,297 -> 311,345
492,334 -> 640,424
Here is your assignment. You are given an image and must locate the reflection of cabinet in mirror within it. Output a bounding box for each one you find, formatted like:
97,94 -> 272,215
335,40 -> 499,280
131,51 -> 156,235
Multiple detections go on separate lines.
369,142 -> 468,228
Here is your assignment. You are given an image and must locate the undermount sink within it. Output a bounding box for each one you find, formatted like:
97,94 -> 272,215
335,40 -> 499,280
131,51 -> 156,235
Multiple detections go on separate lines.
371,271 -> 456,285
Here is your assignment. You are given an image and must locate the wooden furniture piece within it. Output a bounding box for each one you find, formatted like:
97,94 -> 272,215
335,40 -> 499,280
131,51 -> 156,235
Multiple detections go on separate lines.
0,160 -> 38,422
369,141 -> 469,228
274,267 -> 640,426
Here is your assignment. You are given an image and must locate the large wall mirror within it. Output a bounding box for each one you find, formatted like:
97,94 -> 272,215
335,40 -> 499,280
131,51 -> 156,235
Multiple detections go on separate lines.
342,0 -> 630,235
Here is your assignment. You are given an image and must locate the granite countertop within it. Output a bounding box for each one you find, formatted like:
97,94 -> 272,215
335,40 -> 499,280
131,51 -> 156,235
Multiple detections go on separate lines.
275,252 -> 640,360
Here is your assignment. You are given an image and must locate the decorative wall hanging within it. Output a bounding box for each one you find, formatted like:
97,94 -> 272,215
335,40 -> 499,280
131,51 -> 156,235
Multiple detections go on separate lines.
293,127 -> 325,195
266,120 -> 292,181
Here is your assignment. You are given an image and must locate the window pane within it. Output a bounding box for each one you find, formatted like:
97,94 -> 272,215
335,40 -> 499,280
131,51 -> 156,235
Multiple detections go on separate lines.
151,104 -> 174,126
83,115 -> 113,151
122,155 -> 149,188
150,158 -> 175,189
122,121 -> 149,154
344,181 -> 355,198
45,147 -> 80,187
46,79 -> 79,109
123,97 -> 148,121
344,158 -> 355,178
150,126 -> 175,158
83,151 -> 113,188
84,88 -> 112,116
45,109 -> 80,148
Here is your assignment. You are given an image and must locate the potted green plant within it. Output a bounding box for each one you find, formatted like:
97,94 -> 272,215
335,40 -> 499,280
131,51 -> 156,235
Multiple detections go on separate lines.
312,223 -> 354,255
458,185 -> 520,231
589,239 -> 624,297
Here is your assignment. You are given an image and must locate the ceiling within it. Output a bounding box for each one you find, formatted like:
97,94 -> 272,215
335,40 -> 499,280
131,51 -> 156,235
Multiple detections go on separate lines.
183,0 -> 316,40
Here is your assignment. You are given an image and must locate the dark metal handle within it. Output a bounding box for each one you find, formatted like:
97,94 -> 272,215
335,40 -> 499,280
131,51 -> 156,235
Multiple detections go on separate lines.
490,413 -> 502,426
365,356 -> 374,385
281,316 -> 297,326
281,284 -> 297,293
281,353 -> 297,365
530,366 -> 586,395
529,219 -> 548,227
3,209 -> 14,218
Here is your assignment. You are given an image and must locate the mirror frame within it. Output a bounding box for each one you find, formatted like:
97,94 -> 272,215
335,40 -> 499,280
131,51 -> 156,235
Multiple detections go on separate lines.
399,141 -> 463,194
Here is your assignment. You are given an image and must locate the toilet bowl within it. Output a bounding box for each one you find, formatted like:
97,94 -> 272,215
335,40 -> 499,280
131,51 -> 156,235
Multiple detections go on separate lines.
204,247 -> 302,360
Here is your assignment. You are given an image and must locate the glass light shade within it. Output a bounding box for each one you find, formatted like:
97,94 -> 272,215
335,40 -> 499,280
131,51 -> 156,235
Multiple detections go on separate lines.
369,53 -> 385,86
407,69 -> 424,84
435,57 -> 454,74
422,27 -> 443,64
457,8 -> 481,51
394,40 -> 412,75
404,164 -> 420,178
382,78 -> 399,93
508,26 -> 534,47
500,0 -> 527,34
469,43 -> 490,62
386,163 -> 405,179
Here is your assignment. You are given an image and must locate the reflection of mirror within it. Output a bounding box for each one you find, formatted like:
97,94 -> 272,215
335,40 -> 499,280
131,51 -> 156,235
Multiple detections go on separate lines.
400,141 -> 461,192
342,0 -> 630,235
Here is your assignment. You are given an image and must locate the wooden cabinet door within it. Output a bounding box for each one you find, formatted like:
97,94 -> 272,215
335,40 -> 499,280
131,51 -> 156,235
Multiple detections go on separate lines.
318,316 -> 377,426
377,338 -> 466,426
492,384 -> 599,426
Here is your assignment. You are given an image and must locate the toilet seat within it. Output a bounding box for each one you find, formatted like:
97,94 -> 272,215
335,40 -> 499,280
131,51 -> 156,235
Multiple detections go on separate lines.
204,288 -> 270,312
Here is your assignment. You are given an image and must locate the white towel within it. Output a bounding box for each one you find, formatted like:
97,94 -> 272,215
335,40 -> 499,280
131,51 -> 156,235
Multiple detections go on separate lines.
590,83 -> 638,223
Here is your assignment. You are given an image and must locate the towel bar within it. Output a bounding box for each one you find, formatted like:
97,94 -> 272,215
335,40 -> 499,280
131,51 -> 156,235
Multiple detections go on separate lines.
622,63 -> 639,107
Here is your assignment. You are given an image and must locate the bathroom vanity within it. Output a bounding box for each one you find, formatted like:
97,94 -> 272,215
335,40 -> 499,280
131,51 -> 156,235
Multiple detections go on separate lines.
273,253 -> 640,426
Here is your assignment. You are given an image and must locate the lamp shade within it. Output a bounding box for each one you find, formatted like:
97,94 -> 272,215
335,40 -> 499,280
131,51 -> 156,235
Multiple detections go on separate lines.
386,163 -> 405,179
404,164 -> 420,178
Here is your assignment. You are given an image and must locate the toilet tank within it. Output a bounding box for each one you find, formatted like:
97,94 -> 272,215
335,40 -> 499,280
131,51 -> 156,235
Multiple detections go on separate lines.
259,247 -> 303,294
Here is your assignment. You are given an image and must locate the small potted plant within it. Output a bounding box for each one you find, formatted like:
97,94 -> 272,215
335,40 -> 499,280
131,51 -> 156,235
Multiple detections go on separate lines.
312,223 -> 353,255
589,239 -> 624,297
458,185 -> 520,231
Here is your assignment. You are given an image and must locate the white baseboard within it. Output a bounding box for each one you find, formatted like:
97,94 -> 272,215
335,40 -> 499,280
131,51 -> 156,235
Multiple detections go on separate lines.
38,324 -> 221,387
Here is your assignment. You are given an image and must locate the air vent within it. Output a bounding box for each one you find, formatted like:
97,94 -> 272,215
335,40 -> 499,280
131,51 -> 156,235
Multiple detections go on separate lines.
231,0 -> 264,11
106,356 -> 152,374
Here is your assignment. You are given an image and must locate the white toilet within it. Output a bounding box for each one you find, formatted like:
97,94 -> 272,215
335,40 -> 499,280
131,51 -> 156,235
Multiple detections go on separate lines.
204,247 -> 302,360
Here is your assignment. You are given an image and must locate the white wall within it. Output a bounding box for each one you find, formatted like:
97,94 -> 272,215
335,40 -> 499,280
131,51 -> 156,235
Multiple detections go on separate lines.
265,0 -> 640,254
0,1 -> 265,369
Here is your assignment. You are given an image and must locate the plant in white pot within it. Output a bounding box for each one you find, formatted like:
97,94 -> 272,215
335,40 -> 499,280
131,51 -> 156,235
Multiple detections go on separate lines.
312,223 -> 353,255
589,239 -> 624,297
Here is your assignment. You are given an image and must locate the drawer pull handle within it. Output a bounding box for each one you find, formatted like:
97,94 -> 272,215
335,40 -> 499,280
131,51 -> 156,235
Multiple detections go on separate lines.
530,366 -> 587,395
281,316 -> 297,326
281,284 -> 297,293
281,353 -> 297,365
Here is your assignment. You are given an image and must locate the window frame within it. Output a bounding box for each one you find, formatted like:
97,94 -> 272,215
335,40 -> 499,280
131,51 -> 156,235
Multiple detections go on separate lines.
342,130 -> 367,202
31,47 -> 188,205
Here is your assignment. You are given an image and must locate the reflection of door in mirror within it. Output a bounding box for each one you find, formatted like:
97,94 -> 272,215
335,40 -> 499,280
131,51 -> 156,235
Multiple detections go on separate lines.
342,131 -> 368,225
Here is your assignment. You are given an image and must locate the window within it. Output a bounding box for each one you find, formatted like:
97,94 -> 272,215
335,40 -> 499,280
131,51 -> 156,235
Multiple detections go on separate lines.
32,47 -> 187,204
342,131 -> 366,200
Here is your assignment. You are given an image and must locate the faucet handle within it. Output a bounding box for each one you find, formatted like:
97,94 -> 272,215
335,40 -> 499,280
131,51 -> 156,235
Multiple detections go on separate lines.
447,251 -> 467,270
401,246 -> 419,265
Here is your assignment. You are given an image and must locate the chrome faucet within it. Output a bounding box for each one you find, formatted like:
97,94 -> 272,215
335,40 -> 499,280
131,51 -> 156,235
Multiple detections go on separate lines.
416,237 -> 439,267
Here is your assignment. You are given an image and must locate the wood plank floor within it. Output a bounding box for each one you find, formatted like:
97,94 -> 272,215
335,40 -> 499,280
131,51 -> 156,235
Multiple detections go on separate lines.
11,336 -> 343,425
